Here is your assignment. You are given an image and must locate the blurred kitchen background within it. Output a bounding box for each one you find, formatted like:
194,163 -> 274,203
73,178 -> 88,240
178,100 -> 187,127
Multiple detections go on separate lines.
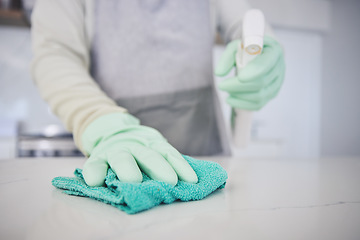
0,0 -> 359,159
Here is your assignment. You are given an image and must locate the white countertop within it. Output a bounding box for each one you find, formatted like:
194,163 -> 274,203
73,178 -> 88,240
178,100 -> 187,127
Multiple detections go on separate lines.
1,157 -> 359,240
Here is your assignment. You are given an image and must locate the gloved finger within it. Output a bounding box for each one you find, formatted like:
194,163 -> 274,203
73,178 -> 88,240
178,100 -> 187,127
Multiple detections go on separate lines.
226,96 -> 263,111
130,145 -> 178,186
218,62 -> 280,94
82,155 -> 109,187
150,142 -> 198,184
231,90 -> 266,104
240,57 -> 285,102
230,81 -> 275,105
238,37 -> 283,82
231,69 -> 282,103
218,76 -> 261,93
215,40 -> 240,77
107,150 -> 143,183
269,60 -> 286,99
228,70 -> 284,110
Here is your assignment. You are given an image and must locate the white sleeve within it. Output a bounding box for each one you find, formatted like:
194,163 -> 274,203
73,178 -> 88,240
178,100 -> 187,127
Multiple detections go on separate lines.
215,0 -> 275,43
31,0 -> 126,152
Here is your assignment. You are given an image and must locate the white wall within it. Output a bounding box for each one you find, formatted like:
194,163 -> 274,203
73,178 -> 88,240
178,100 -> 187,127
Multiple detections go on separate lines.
320,0 -> 360,156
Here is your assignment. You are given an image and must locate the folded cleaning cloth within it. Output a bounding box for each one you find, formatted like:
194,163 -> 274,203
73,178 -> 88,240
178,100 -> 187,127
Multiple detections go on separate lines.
52,155 -> 228,214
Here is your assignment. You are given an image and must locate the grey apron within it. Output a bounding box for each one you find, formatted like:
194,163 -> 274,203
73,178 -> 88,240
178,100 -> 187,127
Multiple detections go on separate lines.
90,0 -> 223,156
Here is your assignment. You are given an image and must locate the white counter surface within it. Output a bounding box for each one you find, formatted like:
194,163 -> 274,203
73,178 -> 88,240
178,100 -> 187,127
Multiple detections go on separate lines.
1,157 -> 359,240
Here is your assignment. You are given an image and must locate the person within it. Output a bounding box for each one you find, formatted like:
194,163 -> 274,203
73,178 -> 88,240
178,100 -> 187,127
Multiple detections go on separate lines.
31,0 -> 285,186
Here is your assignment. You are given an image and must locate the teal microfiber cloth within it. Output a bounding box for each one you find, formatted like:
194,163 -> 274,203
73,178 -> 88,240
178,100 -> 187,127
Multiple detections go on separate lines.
52,155 -> 228,214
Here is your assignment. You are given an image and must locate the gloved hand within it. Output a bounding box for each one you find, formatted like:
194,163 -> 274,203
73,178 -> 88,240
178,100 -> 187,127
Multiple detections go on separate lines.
215,36 -> 285,111
81,113 -> 198,186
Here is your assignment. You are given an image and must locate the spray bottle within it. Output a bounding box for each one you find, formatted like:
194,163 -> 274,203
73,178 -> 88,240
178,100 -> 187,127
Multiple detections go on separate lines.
233,9 -> 265,148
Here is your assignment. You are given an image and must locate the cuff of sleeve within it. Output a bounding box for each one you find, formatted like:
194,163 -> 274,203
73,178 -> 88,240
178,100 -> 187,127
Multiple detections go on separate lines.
80,112 -> 140,156
72,106 -> 127,155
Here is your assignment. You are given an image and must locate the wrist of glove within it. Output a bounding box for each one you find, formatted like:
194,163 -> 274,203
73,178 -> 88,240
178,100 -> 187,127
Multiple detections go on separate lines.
215,36 -> 285,111
81,113 -> 198,187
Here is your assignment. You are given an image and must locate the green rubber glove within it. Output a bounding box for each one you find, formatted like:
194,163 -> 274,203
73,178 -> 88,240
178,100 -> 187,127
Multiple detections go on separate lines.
215,36 -> 285,111
81,113 -> 198,186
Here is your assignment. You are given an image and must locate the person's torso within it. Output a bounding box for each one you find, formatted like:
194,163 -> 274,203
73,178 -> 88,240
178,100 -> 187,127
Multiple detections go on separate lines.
90,0 -> 224,155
